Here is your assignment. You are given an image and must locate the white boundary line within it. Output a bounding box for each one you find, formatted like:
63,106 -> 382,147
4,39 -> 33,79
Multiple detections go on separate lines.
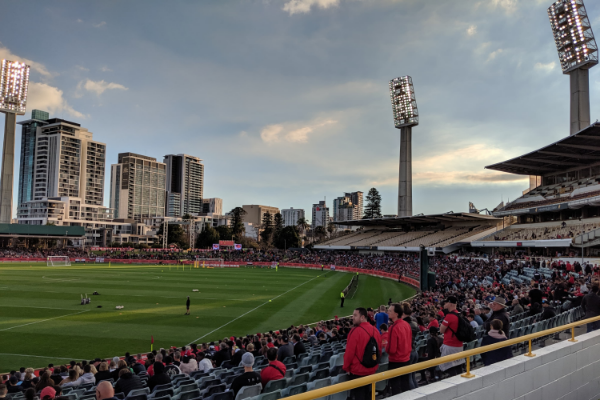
0,310 -> 91,332
1,305 -> 82,311
0,353 -> 76,360
187,272 -> 329,345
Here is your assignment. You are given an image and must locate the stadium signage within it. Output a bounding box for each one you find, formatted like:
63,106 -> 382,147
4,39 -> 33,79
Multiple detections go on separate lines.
351,246 -> 378,250
219,240 -> 234,246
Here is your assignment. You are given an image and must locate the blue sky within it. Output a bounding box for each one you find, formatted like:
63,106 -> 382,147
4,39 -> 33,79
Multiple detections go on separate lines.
1,0 -> 599,219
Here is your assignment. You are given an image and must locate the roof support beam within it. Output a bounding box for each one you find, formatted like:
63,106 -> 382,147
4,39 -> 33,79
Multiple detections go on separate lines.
521,157 -> 586,166
538,151 -> 599,159
573,135 -> 600,141
557,143 -> 600,151
502,162 -> 554,171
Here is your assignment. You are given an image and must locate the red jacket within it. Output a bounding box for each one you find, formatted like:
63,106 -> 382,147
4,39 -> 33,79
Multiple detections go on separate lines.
343,322 -> 382,376
387,319 -> 412,363
260,361 -> 286,387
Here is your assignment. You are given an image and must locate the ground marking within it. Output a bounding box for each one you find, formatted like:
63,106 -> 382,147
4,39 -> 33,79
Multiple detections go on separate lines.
187,272 -> 329,344
0,353 -> 77,360
0,310 -> 91,332
1,305 -> 82,311
42,276 -> 81,283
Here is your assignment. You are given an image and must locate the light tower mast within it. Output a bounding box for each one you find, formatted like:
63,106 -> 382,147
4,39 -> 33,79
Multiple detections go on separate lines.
548,0 -> 598,135
0,60 -> 30,224
389,76 -> 419,217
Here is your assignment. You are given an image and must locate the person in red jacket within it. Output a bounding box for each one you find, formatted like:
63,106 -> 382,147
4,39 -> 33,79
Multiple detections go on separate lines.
260,348 -> 286,388
386,303 -> 413,395
343,307 -> 382,400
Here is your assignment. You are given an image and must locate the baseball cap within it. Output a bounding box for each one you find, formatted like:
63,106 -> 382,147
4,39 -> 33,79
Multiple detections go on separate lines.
445,296 -> 457,304
41,387 -> 56,400
241,352 -> 254,367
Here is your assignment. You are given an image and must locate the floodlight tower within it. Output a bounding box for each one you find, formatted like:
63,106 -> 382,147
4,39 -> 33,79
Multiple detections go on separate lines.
389,76 -> 419,217
0,60 -> 30,223
548,0 -> 598,135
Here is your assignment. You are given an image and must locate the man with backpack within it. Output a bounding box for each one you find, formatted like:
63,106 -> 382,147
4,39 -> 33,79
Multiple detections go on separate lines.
439,296 -> 472,377
343,307 -> 382,400
386,303 -> 413,394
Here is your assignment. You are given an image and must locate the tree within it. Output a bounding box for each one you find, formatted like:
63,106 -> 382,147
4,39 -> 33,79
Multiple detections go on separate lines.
274,213 -> 284,234
296,217 -> 309,237
364,187 -> 382,219
314,226 -> 327,241
327,221 -> 336,237
157,222 -> 189,249
215,225 -> 233,240
196,224 -> 220,249
274,226 -> 301,249
260,211 -> 274,247
229,207 -> 247,240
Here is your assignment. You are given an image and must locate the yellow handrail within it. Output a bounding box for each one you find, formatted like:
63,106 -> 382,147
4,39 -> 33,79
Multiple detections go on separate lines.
285,312 -> 598,400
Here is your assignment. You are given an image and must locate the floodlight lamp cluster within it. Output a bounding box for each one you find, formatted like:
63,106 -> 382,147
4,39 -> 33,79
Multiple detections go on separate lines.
389,76 -> 419,129
548,0 -> 598,73
0,59 -> 30,115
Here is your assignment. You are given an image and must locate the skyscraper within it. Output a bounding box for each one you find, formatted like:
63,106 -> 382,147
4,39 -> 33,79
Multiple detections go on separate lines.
164,154 -> 204,217
31,118 -> 106,205
282,207 -> 305,227
202,198 -> 223,215
109,153 -> 166,221
17,109 -> 49,207
312,201 -> 329,228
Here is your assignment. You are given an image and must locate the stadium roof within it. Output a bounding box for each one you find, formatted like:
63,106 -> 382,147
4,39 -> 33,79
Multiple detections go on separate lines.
334,212 -> 498,227
485,123 -> 600,176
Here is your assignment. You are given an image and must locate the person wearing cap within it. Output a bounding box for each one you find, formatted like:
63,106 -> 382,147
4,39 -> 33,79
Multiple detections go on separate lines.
276,336 -> 293,362
260,347 -> 286,388
484,297 -> 510,334
230,353 -> 261,398
40,386 -> 56,400
439,296 -> 465,376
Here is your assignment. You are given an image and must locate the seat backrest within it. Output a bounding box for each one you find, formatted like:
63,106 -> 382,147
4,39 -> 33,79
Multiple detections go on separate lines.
128,389 -> 149,397
312,368 -> 329,380
234,384 -> 262,400
262,378 -> 286,394
287,384 -> 307,396
178,383 -> 198,393
256,390 -> 281,400
310,377 -> 331,390
124,394 -> 147,400
152,389 -> 174,398
153,384 -> 173,393
207,392 -> 234,400
291,373 -> 309,386
200,379 -> 221,390
151,396 -> 171,400
203,385 -> 226,398
295,366 -> 312,375
178,390 -> 201,400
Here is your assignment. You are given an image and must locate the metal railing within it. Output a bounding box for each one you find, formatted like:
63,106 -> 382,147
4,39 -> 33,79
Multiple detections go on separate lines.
286,313 -> 600,400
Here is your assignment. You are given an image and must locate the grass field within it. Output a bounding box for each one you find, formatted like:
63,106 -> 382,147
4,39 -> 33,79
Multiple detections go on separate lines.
0,263 -> 415,372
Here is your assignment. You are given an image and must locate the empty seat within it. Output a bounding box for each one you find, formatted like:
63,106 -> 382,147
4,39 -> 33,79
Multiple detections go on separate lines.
234,384 -> 262,400
281,384 -> 307,398
262,379 -> 286,394
205,392 -> 233,400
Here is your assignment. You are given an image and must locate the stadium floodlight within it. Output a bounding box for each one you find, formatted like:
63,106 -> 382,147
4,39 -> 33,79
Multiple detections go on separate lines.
0,59 -> 30,115
389,76 -> 419,129
548,0 -> 598,74
0,59 -> 31,224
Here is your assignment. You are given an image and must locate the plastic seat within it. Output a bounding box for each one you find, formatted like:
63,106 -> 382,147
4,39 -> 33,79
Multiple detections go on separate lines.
282,356 -> 296,365
148,396 -> 170,400
173,390 -> 201,400
309,368 -> 329,382
201,385 -> 226,398
306,377 -> 331,391
175,384 -> 198,395
128,389 -> 151,397
150,389 -> 174,399
234,384 -> 262,400
262,379 -> 286,394
124,394 -> 147,400
224,374 -> 240,386
205,392 -> 233,400
199,379 -> 221,390
374,363 -> 388,392
294,366 -> 312,376
248,391 -> 281,400
189,371 -> 209,380
286,373 -> 309,387
281,384 -> 307,397
300,354 -> 320,367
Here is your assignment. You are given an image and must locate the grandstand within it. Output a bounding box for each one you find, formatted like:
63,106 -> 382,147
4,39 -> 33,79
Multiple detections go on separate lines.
316,213 -> 498,253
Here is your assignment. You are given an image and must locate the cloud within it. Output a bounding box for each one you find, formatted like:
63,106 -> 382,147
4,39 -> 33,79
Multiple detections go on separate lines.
283,0 -> 339,15
534,61 -> 555,72
93,21 -> 106,28
78,79 -> 128,95
75,65 -> 89,72
467,25 -> 477,36
100,66 -> 112,72
486,48 -> 504,62
260,119 -> 337,143
77,19 -> 83,23
27,82 -> 85,119
0,44 -> 51,78
490,0 -> 518,14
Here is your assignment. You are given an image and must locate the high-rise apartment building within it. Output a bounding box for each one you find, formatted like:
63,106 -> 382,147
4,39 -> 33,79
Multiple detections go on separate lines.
202,198 -> 223,215
282,207 -> 305,227
311,201 -> 329,228
242,205 -> 280,227
17,109 -> 49,207
30,118 -> 106,205
333,191 -> 363,221
109,153 -> 166,221
345,191 -> 363,219
164,154 -> 204,217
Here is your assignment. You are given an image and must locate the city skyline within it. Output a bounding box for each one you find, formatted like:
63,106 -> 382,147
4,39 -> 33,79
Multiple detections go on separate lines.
1,1 -> 600,218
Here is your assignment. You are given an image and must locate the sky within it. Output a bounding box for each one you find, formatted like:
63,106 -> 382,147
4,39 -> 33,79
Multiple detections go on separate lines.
1,0 -> 600,220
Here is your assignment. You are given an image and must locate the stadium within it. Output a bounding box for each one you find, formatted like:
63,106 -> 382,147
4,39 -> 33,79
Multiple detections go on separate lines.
2,1 -> 600,400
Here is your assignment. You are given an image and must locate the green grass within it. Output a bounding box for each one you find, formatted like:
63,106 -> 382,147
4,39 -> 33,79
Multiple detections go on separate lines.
0,263 -> 415,372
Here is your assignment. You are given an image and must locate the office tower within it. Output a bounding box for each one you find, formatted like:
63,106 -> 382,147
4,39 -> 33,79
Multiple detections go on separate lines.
345,191 -> 363,219
202,198 -> 223,215
333,196 -> 360,222
164,154 -> 204,217
17,110 -> 49,207
312,201 -> 329,228
242,205 -> 280,227
31,118 -> 105,205
282,207 -> 305,227
109,153 -> 167,221
0,60 -> 30,223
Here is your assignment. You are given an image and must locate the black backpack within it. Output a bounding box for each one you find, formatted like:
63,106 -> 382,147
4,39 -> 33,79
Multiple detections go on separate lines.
447,312 -> 476,343
358,326 -> 380,368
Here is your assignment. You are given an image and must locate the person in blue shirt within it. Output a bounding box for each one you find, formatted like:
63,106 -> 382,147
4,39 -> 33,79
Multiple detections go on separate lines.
374,305 -> 389,332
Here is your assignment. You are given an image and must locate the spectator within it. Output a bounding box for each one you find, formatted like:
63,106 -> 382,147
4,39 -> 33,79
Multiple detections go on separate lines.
147,353 -> 164,377
484,297 -> 510,335
147,363 -> 170,392
197,353 -> 213,373
173,352 -> 181,367
0,384 -> 6,399
21,369 -> 35,390
35,373 -> 55,392
277,336 -> 294,362
111,360 -> 128,382
260,348 -> 286,388
74,365 -> 95,386
511,298 -> 524,315
380,324 -> 389,352
582,285 -> 600,332
94,363 -> 112,384
59,370 -> 79,388
163,356 -> 181,378
231,340 -> 247,367
386,303 -> 413,395
343,308 -> 382,400
439,296 -> 465,377
292,334 -> 306,357
95,381 -> 118,400
6,377 -> 22,394
529,283 -> 543,306
24,388 -> 35,400
427,313 -> 440,329
480,320 -> 513,366
421,327 -> 442,384
230,353 -> 261,398
40,387 -> 56,400
375,305 -> 389,332
114,368 -> 144,396
467,314 -> 479,329
179,355 -> 198,376
541,300 -> 556,321
214,343 -> 230,368
131,356 -> 146,375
